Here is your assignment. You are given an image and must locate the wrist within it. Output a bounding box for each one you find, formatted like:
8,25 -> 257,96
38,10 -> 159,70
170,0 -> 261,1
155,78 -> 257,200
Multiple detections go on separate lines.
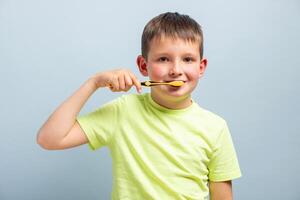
84,78 -> 98,92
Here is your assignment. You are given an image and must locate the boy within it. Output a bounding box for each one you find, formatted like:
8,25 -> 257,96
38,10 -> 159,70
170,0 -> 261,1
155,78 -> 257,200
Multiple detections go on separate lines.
37,12 -> 241,200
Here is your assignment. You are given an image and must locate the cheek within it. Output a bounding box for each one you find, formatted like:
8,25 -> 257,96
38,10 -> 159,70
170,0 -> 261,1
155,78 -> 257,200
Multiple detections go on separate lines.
149,65 -> 167,78
184,67 -> 200,80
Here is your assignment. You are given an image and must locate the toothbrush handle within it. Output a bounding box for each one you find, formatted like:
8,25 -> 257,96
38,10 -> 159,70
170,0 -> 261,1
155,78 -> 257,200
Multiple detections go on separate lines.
141,81 -> 164,87
141,82 -> 148,86
141,81 -> 155,87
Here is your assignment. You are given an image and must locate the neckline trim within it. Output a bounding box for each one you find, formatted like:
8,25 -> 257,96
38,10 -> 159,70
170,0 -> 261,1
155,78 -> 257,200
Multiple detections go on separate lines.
145,93 -> 196,114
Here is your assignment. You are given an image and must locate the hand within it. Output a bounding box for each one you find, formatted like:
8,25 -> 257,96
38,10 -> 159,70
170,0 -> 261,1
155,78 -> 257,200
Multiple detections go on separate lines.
89,69 -> 142,93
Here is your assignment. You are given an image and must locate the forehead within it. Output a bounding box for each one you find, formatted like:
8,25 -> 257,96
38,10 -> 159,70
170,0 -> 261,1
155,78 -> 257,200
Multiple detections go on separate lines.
148,35 -> 201,56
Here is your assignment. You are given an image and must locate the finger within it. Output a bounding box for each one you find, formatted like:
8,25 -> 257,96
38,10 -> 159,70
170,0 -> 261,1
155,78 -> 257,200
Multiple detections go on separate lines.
110,76 -> 119,91
125,74 -> 133,86
124,74 -> 133,91
129,73 -> 142,93
118,75 -> 126,91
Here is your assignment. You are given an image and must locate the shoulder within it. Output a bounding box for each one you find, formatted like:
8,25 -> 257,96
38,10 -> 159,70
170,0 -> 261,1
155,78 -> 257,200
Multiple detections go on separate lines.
193,104 -> 228,140
118,93 -> 146,104
114,93 -> 147,111
194,104 -> 227,127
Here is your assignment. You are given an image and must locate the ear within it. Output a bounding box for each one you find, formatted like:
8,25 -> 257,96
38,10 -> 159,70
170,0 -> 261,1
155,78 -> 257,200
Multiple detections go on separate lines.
198,58 -> 208,78
136,55 -> 149,76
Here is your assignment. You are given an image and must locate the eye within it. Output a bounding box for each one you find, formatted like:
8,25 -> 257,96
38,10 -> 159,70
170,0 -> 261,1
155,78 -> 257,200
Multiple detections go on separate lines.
183,57 -> 194,63
158,57 -> 169,62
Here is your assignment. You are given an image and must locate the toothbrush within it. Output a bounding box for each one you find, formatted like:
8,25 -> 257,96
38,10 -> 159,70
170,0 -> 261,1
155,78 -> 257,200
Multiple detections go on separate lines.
141,80 -> 185,87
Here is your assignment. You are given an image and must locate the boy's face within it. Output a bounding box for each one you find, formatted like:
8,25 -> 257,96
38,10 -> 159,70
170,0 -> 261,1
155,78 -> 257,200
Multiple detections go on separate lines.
137,36 -> 207,108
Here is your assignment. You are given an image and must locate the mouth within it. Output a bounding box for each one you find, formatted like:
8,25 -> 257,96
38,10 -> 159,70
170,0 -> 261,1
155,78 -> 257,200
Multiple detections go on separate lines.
164,80 -> 187,87
164,80 -> 187,83
164,80 -> 187,88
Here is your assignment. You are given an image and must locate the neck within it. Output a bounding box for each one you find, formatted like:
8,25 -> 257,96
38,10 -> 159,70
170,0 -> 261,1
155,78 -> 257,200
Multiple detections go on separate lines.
150,92 -> 192,110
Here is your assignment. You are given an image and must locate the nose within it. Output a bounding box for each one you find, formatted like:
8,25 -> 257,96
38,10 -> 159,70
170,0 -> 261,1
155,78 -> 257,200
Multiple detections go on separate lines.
169,61 -> 183,76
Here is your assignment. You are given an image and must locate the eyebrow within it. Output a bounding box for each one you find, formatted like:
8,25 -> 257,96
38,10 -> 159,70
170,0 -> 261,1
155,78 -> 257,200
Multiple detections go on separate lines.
182,53 -> 198,57
152,52 -> 198,57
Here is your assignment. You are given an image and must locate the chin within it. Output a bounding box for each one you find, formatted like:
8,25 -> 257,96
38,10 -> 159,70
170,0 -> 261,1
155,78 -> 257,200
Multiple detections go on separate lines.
163,87 -> 192,98
152,84 -> 194,98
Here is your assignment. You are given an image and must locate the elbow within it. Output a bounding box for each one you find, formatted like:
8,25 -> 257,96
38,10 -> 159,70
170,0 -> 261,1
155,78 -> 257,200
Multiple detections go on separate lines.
36,131 -> 56,150
36,133 -> 49,150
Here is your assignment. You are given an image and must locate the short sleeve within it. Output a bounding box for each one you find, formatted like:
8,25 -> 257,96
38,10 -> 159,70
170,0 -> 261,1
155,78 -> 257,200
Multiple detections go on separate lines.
208,122 -> 242,181
76,98 -> 121,150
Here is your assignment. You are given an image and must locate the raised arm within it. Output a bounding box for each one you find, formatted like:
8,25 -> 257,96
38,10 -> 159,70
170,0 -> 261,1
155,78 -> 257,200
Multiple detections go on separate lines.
37,69 -> 141,150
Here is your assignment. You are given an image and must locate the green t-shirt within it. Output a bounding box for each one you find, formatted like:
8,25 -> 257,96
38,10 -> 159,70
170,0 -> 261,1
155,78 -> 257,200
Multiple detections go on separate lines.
77,93 -> 241,200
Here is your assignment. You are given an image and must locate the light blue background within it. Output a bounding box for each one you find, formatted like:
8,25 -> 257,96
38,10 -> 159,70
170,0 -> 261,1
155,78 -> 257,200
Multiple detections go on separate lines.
1,0 -> 299,199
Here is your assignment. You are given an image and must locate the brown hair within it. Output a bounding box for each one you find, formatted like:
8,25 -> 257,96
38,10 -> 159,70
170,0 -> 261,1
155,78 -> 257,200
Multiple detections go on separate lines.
141,12 -> 204,60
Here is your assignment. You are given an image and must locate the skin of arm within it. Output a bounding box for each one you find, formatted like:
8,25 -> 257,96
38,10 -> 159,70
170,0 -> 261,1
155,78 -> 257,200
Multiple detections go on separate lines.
37,69 -> 141,150
209,181 -> 233,200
